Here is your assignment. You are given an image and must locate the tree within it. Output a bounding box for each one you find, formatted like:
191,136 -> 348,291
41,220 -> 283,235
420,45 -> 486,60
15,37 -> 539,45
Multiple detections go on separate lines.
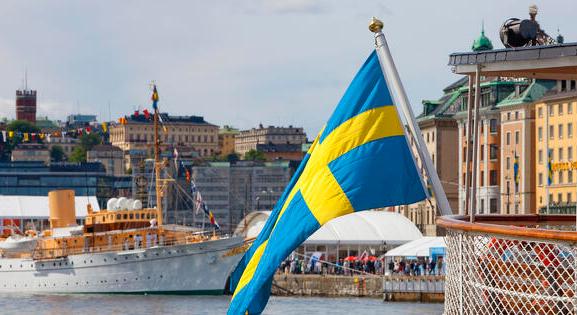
226,152 -> 240,163
7,120 -> 40,133
244,149 -> 266,161
50,145 -> 65,162
79,133 -> 102,151
69,147 -> 87,163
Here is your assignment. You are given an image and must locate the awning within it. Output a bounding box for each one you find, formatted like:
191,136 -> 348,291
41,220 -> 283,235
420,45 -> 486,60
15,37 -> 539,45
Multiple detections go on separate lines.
385,237 -> 447,257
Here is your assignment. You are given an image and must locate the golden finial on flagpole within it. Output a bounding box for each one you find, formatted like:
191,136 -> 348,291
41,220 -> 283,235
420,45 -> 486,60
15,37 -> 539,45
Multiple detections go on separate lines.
368,17 -> 383,33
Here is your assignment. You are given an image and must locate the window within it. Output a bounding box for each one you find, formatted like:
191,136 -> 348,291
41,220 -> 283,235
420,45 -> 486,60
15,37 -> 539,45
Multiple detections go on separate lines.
538,150 -> 543,164
538,173 -> 543,185
549,149 -> 554,160
480,171 -> 484,186
507,112 -> 511,121
490,198 -> 498,214
558,193 -> 563,203
559,103 -> 564,115
559,125 -> 564,139
549,105 -> 554,116
569,147 -> 573,160
515,131 -> 519,144
426,133 -> 429,143
480,145 -> 484,161
538,127 -> 543,141
569,123 -> 573,138
506,132 -> 511,145
569,193 -> 573,203
506,157 -> 510,170
490,170 -> 498,185
559,171 -> 564,184
549,125 -> 554,139
559,148 -> 564,160
538,106 -> 543,117
489,119 -> 497,133
569,102 -> 574,114
569,170 -> 574,184
490,144 -> 498,160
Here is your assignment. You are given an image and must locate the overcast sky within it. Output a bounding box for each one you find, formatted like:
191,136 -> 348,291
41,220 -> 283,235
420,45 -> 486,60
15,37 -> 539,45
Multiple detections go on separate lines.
0,1 -> 575,137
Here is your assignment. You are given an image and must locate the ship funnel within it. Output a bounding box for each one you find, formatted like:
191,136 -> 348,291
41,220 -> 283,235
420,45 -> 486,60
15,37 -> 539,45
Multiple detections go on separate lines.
48,190 -> 77,229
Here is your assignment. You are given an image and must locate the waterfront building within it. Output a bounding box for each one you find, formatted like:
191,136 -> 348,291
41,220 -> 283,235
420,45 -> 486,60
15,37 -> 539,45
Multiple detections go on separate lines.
0,161 -> 131,209
535,84 -> 577,213
395,81 -> 460,236
218,126 -> 239,156
16,89 -> 36,123
235,124 -> 307,157
45,135 -> 80,159
497,80 -> 556,214
11,143 -> 50,164
87,144 -> 124,176
190,160 -> 291,232
109,112 -> 219,168
257,143 -> 304,161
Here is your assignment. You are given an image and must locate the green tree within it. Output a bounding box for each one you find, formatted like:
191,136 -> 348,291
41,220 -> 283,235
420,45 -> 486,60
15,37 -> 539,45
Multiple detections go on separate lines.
7,120 -> 40,133
79,133 -> 102,151
69,147 -> 87,162
244,149 -> 265,161
226,152 -> 240,163
50,145 -> 65,162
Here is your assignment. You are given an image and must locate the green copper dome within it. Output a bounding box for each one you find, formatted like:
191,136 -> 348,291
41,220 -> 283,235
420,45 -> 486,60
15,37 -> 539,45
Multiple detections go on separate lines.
472,29 -> 493,52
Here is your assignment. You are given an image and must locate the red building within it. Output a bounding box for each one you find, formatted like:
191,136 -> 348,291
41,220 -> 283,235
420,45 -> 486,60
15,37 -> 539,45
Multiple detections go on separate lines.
16,89 -> 37,123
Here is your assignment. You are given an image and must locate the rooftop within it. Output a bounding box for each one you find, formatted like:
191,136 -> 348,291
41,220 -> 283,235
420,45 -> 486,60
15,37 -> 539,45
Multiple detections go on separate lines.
449,42 -> 577,80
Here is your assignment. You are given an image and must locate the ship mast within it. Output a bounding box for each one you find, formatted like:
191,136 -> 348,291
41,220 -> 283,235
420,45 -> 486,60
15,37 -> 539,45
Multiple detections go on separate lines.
153,85 -> 163,226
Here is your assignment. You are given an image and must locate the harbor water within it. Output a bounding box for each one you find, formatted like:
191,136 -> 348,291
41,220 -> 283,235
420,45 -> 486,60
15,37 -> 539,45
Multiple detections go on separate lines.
0,294 -> 443,314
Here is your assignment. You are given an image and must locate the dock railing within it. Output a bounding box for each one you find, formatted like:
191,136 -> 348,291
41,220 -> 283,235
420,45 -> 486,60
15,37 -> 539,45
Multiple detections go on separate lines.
438,214 -> 577,315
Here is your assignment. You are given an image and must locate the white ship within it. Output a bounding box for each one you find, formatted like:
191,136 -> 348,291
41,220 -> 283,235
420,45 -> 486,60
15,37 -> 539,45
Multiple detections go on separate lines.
0,87 -> 248,294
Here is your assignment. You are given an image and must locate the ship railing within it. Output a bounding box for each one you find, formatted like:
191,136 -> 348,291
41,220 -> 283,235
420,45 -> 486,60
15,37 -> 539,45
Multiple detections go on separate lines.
31,228 -> 233,261
438,214 -> 577,315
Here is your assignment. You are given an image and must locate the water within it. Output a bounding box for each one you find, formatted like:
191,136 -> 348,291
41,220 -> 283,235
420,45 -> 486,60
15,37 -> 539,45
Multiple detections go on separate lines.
0,294 -> 443,315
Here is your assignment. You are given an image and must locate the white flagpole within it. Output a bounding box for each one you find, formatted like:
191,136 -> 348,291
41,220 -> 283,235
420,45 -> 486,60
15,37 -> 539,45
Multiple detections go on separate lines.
370,17 -> 452,216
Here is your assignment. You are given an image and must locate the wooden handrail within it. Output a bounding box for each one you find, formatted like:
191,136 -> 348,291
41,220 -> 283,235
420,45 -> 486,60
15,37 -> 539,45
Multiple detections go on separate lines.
437,214 -> 577,242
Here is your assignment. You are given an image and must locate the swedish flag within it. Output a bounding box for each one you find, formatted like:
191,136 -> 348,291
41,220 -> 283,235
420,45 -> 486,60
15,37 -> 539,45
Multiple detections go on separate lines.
513,152 -> 519,189
547,153 -> 553,186
227,52 -> 427,314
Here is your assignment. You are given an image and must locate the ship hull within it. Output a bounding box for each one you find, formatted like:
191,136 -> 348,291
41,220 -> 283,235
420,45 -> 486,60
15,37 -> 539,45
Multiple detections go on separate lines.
0,236 -> 245,294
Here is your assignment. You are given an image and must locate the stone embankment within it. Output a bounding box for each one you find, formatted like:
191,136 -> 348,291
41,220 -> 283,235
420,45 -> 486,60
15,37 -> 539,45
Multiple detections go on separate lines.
272,274 -> 444,303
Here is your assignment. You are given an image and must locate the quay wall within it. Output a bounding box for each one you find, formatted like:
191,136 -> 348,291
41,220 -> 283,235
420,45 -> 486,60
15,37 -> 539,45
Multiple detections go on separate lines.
272,274 -> 444,303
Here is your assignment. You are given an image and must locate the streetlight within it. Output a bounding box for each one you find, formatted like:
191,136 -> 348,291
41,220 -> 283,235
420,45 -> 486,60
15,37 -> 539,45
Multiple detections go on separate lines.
255,196 -> 260,211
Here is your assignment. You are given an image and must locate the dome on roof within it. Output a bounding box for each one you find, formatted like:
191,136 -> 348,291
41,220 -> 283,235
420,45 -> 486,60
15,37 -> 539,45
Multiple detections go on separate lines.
235,210 -> 423,246
472,28 -> 494,52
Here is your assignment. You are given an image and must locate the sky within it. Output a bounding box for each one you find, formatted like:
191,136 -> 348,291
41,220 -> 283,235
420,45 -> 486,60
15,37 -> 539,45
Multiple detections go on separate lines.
0,1 -> 575,138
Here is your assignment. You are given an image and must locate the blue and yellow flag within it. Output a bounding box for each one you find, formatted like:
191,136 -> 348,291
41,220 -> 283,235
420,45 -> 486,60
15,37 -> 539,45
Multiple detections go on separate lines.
513,152 -> 519,189
547,152 -> 553,185
151,85 -> 159,110
227,52 -> 427,314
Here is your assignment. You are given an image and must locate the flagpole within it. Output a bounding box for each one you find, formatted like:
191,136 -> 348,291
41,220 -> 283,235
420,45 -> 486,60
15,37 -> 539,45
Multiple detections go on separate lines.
370,17 -> 452,216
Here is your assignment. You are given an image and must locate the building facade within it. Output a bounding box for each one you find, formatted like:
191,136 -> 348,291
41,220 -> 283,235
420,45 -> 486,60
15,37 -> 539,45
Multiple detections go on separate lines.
235,125 -> 307,157
11,143 -> 50,164
535,84 -> 577,213
109,113 -> 219,168
0,161 -> 131,209
497,80 -> 556,214
191,160 -> 292,232
395,81 -> 460,236
87,144 -> 125,176
218,126 -> 239,156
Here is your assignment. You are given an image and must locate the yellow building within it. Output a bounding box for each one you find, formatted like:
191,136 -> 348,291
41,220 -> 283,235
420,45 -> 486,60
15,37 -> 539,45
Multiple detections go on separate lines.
218,126 -> 239,156
535,84 -> 577,213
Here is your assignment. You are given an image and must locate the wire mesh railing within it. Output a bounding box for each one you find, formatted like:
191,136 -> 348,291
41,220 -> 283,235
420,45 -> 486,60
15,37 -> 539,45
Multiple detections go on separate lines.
439,215 -> 577,315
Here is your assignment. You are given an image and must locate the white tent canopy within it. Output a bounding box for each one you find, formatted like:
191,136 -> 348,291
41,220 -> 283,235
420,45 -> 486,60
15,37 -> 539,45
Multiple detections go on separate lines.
384,236 -> 446,258
237,210 -> 423,246
0,195 -> 98,218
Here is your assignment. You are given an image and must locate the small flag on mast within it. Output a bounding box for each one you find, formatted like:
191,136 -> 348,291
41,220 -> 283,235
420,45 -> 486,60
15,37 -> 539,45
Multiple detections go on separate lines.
152,85 -> 159,110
